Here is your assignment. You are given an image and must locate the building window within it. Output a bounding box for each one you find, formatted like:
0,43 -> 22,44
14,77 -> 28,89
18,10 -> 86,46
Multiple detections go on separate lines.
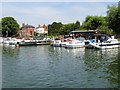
30,31 -> 32,36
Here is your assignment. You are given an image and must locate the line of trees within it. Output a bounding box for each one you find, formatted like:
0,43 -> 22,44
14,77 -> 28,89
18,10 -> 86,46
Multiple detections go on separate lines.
48,2 -> 120,36
107,2 -> 120,35
48,21 -> 80,36
0,2 -> 120,37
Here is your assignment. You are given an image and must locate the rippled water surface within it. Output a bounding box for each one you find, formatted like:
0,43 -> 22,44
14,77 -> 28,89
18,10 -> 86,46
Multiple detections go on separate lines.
2,45 -> 119,88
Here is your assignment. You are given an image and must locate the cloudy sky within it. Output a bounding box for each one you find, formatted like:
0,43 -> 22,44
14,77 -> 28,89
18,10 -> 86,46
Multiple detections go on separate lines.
1,0 -> 118,27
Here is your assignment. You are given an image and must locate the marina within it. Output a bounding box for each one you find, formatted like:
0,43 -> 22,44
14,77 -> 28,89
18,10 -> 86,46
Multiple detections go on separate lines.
1,1 -> 120,89
1,35 -> 120,49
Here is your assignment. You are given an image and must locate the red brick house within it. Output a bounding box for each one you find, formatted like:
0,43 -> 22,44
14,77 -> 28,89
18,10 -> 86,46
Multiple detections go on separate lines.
18,23 -> 35,39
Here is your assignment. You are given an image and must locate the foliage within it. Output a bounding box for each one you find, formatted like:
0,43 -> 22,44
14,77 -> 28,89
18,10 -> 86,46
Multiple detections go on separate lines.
74,20 -> 80,30
97,25 -> 113,34
0,20 -> 2,36
59,23 -> 75,35
1,17 -> 19,37
0,20 -> 1,30
107,3 -> 120,35
82,16 -> 107,30
48,22 -> 63,36
0,20 -> 2,31
48,21 -> 80,35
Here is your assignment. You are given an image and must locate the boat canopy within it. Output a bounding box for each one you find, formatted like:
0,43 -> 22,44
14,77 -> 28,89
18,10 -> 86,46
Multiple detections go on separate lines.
99,34 -> 111,42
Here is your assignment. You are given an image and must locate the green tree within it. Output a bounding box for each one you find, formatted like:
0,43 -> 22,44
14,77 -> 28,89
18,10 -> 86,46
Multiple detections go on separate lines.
82,16 -> 106,30
0,20 -> 2,36
107,2 -> 120,35
74,20 -> 80,30
48,22 -> 63,36
59,23 -> 75,35
1,17 -> 19,37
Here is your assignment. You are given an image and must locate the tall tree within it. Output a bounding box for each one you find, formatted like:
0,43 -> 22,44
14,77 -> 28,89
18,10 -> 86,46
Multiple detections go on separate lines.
59,23 -> 75,35
48,21 -> 81,35
1,17 -> 19,37
48,22 -> 63,36
107,2 -> 120,35
82,16 -> 106,30
0,20 -> 2,36
74,20 -> 80,30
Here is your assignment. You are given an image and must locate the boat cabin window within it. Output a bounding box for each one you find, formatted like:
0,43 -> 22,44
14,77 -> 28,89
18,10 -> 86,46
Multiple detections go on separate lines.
100,35 -> 110,41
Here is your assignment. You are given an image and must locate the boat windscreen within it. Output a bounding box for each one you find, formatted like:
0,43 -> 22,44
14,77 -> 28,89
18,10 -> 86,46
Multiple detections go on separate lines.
76,37 -> 85,42
100,35 -> 110,41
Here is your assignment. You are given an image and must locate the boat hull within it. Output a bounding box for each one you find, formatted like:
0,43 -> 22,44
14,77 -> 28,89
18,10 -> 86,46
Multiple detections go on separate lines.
65,43 -> 85,49
19,40 -> 50,46
86,42 -> 120,49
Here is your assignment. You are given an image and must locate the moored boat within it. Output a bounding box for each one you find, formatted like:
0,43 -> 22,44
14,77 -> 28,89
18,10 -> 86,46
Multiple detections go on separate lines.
51,38 -> 61,47
18,39 -> 50,46
3,38 -> 10,44
85,34 -> 120,49
9,38 -> 18,45
60,38 -> 73,47
0,37 -> 3,44
65,39 -> 85,49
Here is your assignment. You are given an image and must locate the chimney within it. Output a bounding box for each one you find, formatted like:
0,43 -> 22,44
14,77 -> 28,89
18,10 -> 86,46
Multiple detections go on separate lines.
22,23 -> 25,27
38,25 -> 41,28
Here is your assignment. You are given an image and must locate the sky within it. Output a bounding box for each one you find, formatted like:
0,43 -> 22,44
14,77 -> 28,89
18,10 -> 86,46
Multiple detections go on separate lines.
1,0 -> 118,27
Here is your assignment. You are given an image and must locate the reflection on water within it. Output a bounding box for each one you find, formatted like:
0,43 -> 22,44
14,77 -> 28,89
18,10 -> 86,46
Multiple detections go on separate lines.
2,45 -> 119,88
83,48 -> 119,88
102,49 -> 120,89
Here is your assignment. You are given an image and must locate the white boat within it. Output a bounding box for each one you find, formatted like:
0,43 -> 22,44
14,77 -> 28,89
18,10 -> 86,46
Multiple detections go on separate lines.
0,37 -> 3,44
85,35 -> 120,49
51,38 -> 61,47
3,38 -> 22,45
9,38 -> 18,45
3,38 -> 11,44
60,38 -> 73,47
65,39 -> 85,48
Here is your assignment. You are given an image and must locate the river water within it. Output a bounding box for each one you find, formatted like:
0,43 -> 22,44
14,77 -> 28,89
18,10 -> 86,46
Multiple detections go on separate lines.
2,45 -> 119,88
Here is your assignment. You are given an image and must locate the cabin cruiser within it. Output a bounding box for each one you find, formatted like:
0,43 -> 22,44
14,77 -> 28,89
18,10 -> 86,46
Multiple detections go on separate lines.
0,37 -> 3,44
85,34 -> 120,49
3,38 -> 11,44
65,38 -> 85,48
3,38 -> 22,46
9,38 -> 18,45
60,38 -> 73,47
51,38 -> 61,47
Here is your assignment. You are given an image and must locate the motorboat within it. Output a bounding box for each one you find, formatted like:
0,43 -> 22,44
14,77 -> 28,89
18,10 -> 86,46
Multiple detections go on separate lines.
51,38 -> 61,47
65,39 -> 85,48
3,38 -> 11,44
85,34 -> 120,49
60,38 -> 73,47
0,37 -> 3,44
3,38 -> 22,46
9,38 -> 18,45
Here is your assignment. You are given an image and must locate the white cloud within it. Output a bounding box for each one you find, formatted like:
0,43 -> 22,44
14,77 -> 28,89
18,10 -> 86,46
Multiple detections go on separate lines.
1,2 -> 117,26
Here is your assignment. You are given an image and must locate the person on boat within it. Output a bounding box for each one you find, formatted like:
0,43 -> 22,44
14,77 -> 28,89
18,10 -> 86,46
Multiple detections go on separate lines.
15,42 -> 19,48
88,36 -> 95,43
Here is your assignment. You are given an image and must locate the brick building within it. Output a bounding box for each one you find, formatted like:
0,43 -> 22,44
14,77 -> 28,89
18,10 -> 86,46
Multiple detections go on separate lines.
18,23 -> 35,39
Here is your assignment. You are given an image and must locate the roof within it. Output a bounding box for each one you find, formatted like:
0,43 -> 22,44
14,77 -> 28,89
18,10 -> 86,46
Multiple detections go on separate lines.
21,25 -> 35,29
71,30 -> 98,33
